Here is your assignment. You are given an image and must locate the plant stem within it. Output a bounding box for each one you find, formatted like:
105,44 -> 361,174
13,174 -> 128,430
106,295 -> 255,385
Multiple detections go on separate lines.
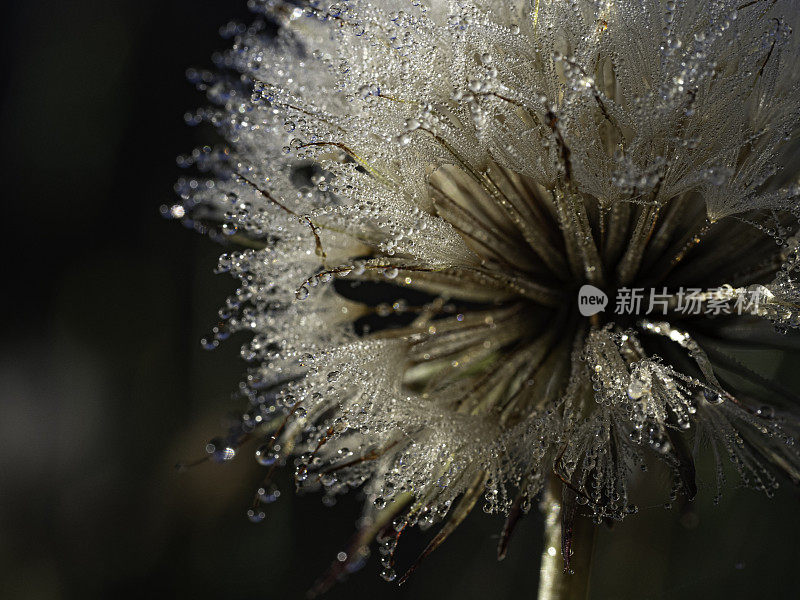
537,486 -> 596,600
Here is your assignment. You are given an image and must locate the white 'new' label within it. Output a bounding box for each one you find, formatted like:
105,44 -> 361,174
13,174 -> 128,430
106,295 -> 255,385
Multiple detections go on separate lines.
577,284 -> 608,317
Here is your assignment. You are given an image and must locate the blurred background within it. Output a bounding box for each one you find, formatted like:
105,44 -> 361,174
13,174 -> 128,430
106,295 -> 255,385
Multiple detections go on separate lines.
2,1 -> 800,598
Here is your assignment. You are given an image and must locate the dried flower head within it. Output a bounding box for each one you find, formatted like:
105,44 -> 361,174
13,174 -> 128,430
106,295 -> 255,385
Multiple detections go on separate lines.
171,0 -> 800,593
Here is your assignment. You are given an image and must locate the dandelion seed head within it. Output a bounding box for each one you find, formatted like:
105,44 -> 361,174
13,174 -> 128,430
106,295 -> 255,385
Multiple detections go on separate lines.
173,0 -> 800,587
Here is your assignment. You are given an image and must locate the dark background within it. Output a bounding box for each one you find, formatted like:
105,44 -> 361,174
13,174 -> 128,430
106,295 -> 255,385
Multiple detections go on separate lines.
2,1 -> 800,598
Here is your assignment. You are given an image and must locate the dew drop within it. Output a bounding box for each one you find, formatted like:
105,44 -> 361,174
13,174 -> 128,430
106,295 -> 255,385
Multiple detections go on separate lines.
757,405 -> 775,419
257,484 -> 281,504
206,438 -> 236,462
247,508 -> 266,523
255,444 -> 279,466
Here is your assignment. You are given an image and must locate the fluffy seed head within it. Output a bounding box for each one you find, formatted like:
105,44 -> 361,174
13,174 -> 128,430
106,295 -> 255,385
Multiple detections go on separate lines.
172,0 -> 800,587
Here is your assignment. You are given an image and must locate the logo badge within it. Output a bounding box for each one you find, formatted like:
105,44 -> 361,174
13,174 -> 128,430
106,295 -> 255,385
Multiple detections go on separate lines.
577,284 -> 608,317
